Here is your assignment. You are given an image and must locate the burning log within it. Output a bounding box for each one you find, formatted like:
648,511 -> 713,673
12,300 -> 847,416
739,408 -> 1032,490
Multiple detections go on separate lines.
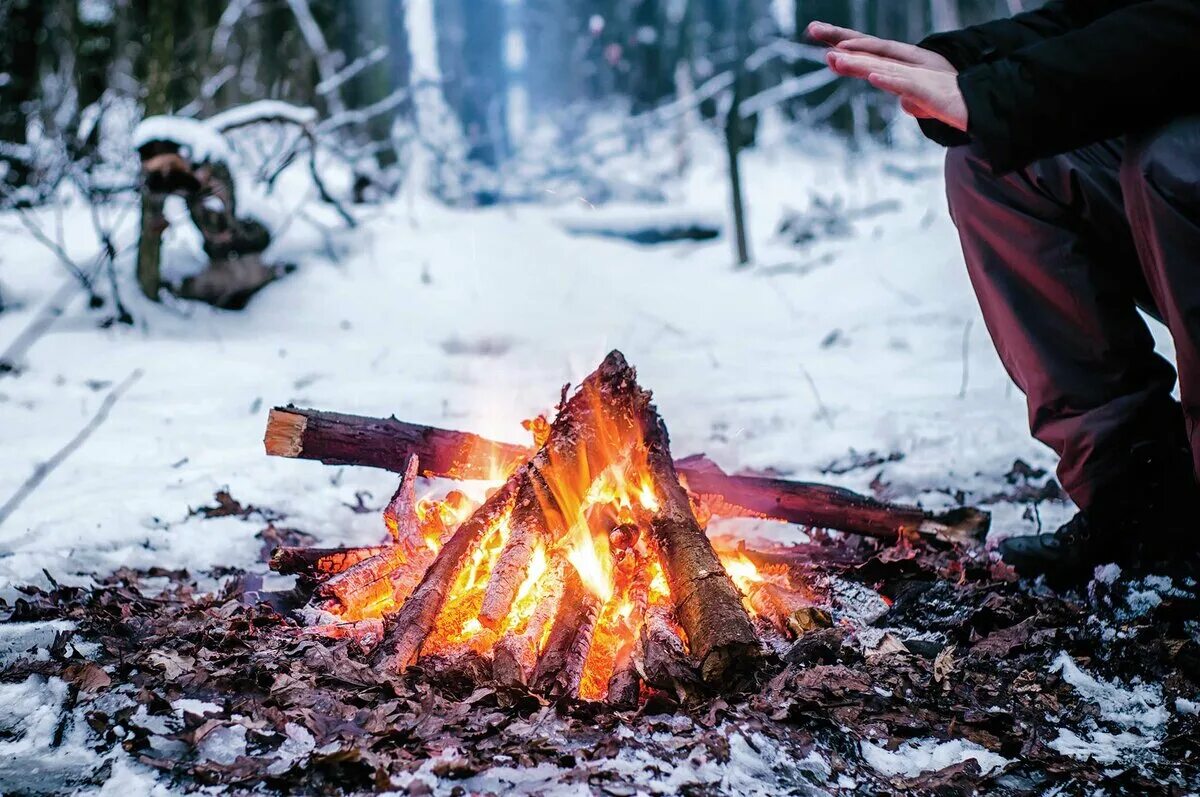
372,476 -> 519,671
479,471 -> 560,629
492,561 -> 567,687
530,568 -> 602,698
263,409 -> 988,543
374,352 -> 640,672
636,606 -> 703,702
269,545 -> 390,579
636,401 -> 760,685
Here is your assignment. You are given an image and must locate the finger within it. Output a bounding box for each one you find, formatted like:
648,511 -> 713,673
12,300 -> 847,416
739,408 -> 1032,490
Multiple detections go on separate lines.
867,70 -> 922,97
827,51 -> 908,80
837,37 -> 925,65
807,21 -> 873,46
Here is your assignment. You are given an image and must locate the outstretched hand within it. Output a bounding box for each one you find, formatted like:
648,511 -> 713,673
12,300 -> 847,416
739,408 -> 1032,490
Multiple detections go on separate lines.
806,21 -> 968,132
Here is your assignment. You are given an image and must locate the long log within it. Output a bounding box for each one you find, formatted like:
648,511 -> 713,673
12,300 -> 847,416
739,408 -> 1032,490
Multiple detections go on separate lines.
636,399 -> 760,685
264,409 -> 988,544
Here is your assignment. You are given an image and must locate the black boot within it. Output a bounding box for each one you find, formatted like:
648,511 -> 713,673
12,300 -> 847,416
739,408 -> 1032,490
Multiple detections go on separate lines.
998,439 -> 1198,583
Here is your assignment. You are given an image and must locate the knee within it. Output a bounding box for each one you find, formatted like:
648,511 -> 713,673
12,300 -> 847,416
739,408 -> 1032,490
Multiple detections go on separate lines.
1121,115 -> 1200,197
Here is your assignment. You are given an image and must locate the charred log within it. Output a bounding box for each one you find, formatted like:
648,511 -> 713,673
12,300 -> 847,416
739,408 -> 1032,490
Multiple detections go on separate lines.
270,545 -> 390,580
529,568 -> 601,698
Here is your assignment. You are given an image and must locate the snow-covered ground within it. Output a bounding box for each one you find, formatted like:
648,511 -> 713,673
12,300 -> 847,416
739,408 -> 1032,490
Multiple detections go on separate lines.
3,129 -> 1158,792
1,131 -> 1100,598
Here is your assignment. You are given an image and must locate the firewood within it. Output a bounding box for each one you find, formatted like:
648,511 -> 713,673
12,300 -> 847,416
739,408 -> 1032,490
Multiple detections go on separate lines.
314,547 -> 411,616
492,561 -> 567,687
480,351 -> 641,628
676,454 -> 989,546
372,475 -> 520,671
383,455 -> 422,549
636,606 -> 703,703
270,545 -> 390,579
529,568 -> 601,698
479,471 -> 558,629
374,355 -> 638,673
263,408 -> 989,543
636,401 -> 760,686
264,406 -> 528,481
311,456 -> 430,618
605,642 -> 641,708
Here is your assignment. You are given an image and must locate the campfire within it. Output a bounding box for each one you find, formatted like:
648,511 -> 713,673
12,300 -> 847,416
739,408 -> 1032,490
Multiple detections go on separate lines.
263,351 -> 988,704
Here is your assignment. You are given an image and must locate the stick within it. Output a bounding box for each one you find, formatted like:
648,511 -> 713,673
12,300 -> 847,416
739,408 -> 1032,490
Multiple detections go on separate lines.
263,408 -> 989,543
0,370 -> 142,529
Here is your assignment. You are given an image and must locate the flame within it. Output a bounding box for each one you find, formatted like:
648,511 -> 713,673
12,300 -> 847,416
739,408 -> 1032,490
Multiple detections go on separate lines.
723,552 -> 763,594
565,521 -> 613,603
319,378 -> 705,702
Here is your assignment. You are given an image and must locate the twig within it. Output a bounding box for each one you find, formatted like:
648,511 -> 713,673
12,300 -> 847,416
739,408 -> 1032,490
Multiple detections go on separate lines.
0,369 -> 143,528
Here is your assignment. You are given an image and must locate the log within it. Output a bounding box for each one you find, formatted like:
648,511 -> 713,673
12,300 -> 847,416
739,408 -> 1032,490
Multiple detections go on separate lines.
371,474 -> 519,671
636,400 -> 760,686
491,561 -> 567,687
264,406 -> 529,482
382,455 -> 422,549
263,408 -> 988,544
636,606 -> 703,703
374,352 -> 639,672
479,351 -> 640,628
529,568 -> 601,698
479,471 -> 557,629
270,545 -> 390,579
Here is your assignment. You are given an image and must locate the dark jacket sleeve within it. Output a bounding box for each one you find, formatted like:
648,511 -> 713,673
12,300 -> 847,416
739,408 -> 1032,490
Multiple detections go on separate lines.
960,0 -> 1200,172
913,0 -> 1134,149
918,0 -> 1125,71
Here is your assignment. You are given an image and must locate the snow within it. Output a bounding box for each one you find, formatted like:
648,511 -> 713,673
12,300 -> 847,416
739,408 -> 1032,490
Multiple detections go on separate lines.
207,100 -> 318,131
859,737 -> 1010,778
1048,652 -> 1167,765
133,115 -> 234,164
393,727 -> 831,796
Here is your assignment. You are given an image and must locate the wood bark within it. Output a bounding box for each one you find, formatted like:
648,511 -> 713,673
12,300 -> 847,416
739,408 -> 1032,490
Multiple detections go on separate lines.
262,408 -> 989,543
637,400 -> 760,686
636,606 -> 703,703
264,406 -> 529,482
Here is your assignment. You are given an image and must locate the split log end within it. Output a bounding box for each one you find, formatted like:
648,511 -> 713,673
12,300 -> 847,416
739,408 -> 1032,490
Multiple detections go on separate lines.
265,408 -> 307,458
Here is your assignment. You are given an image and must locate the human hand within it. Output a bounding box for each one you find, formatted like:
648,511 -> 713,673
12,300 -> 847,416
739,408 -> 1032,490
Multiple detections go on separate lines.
825,49 -> 968,132
806,21 -> 955,75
